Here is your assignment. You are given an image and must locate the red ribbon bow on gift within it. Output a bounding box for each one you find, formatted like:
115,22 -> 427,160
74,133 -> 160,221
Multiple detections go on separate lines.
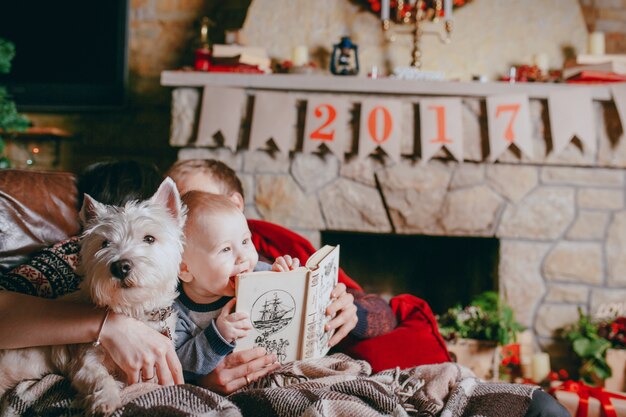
553,380 -> 626,417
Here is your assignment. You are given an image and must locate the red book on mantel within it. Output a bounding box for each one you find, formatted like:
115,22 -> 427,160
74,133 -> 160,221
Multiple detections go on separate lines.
566,70 -> 626,84
206,63 -> 265,74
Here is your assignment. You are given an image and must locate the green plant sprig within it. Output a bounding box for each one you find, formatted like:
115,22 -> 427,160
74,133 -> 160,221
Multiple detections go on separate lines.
562,308 -> 612,385
437,291 -> 523,346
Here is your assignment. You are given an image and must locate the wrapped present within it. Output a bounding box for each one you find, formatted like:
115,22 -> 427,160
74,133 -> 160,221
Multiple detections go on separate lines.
606,349 -> 626,392
552,380 -> 626,417
446,339 -> 498,380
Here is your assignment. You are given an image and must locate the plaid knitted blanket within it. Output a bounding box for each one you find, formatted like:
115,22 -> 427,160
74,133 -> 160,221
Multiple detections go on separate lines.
0,354 -> 537,417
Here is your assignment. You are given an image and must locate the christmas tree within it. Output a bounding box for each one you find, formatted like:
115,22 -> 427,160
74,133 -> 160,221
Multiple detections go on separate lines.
0,38 -> 30,168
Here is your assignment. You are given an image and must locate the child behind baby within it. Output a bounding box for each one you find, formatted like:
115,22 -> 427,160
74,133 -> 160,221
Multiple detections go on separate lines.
173,191 -> 297,385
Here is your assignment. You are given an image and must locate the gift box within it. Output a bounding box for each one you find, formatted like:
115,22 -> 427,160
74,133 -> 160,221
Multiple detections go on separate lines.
606,349 -> 626,392
446,339 -> 498,380
552,381 -> 626,417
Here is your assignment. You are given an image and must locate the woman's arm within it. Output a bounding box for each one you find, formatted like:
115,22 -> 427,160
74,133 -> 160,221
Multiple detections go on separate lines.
0,291 -> 105,348
0,291 -> 183,385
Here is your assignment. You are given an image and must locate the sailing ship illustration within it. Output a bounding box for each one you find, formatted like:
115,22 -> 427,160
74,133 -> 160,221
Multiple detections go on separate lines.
252,291 -> 296,336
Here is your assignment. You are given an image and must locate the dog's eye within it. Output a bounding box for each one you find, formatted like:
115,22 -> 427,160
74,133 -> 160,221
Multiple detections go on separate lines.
101,240 -> 110,249
143,235 -> 155,244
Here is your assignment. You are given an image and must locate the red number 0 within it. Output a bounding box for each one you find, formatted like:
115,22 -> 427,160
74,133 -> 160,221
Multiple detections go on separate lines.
310,104 -> 336,141
367,106 -> 392,144
495,104 -> 520,143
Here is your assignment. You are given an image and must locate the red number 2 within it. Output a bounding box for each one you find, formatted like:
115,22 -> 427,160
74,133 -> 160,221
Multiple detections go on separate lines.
310,104 -> 336,141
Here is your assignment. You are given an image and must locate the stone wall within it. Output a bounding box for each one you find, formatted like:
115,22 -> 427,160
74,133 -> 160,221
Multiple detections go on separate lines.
172,90 -> 626,362
240,0 -> 589,81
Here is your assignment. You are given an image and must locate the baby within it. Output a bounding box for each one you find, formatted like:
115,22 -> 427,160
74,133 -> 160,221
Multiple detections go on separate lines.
173,191 -> 298,385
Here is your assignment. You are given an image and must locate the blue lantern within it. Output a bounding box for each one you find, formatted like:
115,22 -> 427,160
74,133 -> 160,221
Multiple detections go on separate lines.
330,36 -> 359,76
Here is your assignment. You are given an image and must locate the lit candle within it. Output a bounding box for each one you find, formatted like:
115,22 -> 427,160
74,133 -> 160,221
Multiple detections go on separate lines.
531,352 -> 551,383
444,0 -> 452,20
589,31 -> 605,55
292,46 -> 309,67
381,0 -> 390,21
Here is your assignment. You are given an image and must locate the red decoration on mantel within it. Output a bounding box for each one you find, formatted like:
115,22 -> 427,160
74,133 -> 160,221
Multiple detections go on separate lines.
358,0 -> 471,18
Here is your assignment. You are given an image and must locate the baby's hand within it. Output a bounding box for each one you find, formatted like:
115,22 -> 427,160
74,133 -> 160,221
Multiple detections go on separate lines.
215,298 -> 252,344
272,255 -> 300,272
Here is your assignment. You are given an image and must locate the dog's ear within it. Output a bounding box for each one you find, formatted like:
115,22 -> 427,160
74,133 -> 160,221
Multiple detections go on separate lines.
151,177 -> 186,227
79,193 -> 108,227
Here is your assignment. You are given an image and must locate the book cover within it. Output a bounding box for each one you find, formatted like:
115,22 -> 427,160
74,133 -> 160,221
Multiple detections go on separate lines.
234,245 -> 340,363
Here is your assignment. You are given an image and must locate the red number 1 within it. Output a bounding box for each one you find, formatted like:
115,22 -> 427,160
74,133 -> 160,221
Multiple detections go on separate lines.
428,105 -> 452,144
495,104 -> 520,143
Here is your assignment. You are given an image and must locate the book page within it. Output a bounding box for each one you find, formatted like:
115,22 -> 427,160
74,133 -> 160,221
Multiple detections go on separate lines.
302,245 -> 340,359
235,268 -> 308,363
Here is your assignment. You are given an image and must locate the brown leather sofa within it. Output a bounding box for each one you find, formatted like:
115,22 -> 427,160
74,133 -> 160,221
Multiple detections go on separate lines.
0,169 -> 80,273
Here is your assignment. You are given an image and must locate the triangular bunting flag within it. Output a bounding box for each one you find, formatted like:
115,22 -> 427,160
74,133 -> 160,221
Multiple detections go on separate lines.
419,97 -> 463,164
548,89 -> 596,156
611,83 -> 626,133
358,99 -> 402,162
196,86 -> 247,150
486,94 -> 533,161
303,96 -> 350,159
249,92 -> 297,153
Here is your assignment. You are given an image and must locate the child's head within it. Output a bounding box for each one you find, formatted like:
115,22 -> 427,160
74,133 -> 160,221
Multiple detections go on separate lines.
166,159 -> 244,210
178,191 -> 258,302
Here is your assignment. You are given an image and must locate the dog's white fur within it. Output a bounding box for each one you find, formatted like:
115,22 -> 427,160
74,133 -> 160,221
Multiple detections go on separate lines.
0,177 -> 186,415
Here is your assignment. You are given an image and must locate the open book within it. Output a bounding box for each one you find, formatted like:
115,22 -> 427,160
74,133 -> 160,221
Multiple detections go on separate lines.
234,245 -> 339,363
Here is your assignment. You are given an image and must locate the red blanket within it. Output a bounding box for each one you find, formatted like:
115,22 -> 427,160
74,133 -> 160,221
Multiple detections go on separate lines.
248,219 -> 452,372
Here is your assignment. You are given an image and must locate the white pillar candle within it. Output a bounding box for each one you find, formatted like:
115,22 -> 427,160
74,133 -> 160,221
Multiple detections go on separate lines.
531,352 -> 551,383
533,53 -> 549,74
292,46 -> 309,67
381,0 -> 390,21
589,31 -> 605,55
444,0 -> 453,20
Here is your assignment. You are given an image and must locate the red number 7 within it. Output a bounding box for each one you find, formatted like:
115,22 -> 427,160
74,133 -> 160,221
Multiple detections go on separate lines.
495,104 -> 520,143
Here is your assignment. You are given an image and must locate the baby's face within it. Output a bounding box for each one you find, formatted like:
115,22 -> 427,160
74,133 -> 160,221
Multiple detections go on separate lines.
182,210 -> 258,302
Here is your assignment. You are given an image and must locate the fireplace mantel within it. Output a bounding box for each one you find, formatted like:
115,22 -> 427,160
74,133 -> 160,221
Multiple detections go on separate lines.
161,71 -> 614,101
162,70 -> 626,363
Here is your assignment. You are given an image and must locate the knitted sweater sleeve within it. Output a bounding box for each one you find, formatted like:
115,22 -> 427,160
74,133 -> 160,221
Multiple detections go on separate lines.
0,237 -> 82,298
348,288 -> 398,339
173,301 -> 235,380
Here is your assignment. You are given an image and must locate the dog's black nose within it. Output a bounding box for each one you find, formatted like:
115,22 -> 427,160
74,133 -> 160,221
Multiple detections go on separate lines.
111,260 -> 133,279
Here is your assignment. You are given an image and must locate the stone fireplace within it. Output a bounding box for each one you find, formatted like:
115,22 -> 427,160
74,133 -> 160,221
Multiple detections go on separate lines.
163,72 -> 626,364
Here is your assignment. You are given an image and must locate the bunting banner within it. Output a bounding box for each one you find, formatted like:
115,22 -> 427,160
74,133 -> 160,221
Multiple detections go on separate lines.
249,91 -> 297,153
486,94 -> 533,162
196,86 -> 247,150
303,96 -> 350,158
188,87 -> 626,163
419,98 -> 464,164
358,99 -> 402,162
548,89 -> 596,155
611,84 -> 626,133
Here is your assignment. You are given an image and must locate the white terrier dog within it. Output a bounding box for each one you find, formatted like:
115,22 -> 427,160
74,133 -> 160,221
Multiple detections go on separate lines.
0,177 -> 186,415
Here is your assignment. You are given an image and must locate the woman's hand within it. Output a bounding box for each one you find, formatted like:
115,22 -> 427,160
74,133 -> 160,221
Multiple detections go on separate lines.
100,312 -> 184,386
199,347 -> 281,394
325,283 -> 358,347
272,255 -> 300,272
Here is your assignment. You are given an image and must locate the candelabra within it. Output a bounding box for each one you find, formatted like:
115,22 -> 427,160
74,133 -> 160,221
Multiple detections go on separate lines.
381,0 -> 454,70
